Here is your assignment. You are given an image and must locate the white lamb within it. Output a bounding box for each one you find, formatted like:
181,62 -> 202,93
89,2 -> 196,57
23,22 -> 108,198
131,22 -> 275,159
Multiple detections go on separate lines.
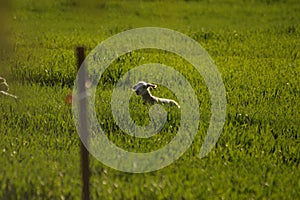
132,81 -> 180,108
0,77 -> 18,99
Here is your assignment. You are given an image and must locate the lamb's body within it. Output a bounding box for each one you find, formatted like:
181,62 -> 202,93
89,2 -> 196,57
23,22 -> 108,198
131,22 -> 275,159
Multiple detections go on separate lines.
132,81 -> 180,108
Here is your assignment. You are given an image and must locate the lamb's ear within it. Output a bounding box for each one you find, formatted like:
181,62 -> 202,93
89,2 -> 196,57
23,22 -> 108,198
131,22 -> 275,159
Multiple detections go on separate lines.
147,83 -> 157,89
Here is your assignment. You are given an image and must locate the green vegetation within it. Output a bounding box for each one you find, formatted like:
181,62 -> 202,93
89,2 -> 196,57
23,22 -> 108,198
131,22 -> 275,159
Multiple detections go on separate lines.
1,0 -> 299,199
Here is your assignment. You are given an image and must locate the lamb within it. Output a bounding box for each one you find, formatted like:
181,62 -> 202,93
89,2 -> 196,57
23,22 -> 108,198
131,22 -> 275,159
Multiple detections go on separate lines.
0,77 -> 18,100
132,81 -> 180,108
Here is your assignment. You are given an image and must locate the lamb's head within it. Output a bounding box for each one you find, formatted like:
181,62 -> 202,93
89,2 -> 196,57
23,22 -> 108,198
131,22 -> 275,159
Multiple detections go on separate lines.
132,81 -> 157,96
0,77 -> 6,84
0,77 -> 9,92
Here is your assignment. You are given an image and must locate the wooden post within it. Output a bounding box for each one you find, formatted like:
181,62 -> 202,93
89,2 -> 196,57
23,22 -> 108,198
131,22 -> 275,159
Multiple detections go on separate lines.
76,47 -> 90,200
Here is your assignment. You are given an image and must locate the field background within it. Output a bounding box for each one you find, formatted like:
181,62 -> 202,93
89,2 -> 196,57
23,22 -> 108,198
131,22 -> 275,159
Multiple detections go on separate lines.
0,0 -> 299,199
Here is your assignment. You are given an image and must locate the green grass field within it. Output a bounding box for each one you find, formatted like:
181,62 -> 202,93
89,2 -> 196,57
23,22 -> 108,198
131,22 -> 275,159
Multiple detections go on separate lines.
1,0 -> 300,199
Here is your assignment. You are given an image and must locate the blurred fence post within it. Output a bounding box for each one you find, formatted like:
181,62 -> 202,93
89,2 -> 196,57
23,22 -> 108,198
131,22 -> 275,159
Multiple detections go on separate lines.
76,47 -> 90,200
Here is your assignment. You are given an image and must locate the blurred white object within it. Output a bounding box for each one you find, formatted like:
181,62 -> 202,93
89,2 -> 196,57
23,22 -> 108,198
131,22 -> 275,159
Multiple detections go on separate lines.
132,81 -> 180,108
0,77 -> 18,99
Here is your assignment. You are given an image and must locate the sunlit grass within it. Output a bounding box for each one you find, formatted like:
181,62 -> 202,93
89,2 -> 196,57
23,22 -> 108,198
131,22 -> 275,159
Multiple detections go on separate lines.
0,0 -> 299,199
